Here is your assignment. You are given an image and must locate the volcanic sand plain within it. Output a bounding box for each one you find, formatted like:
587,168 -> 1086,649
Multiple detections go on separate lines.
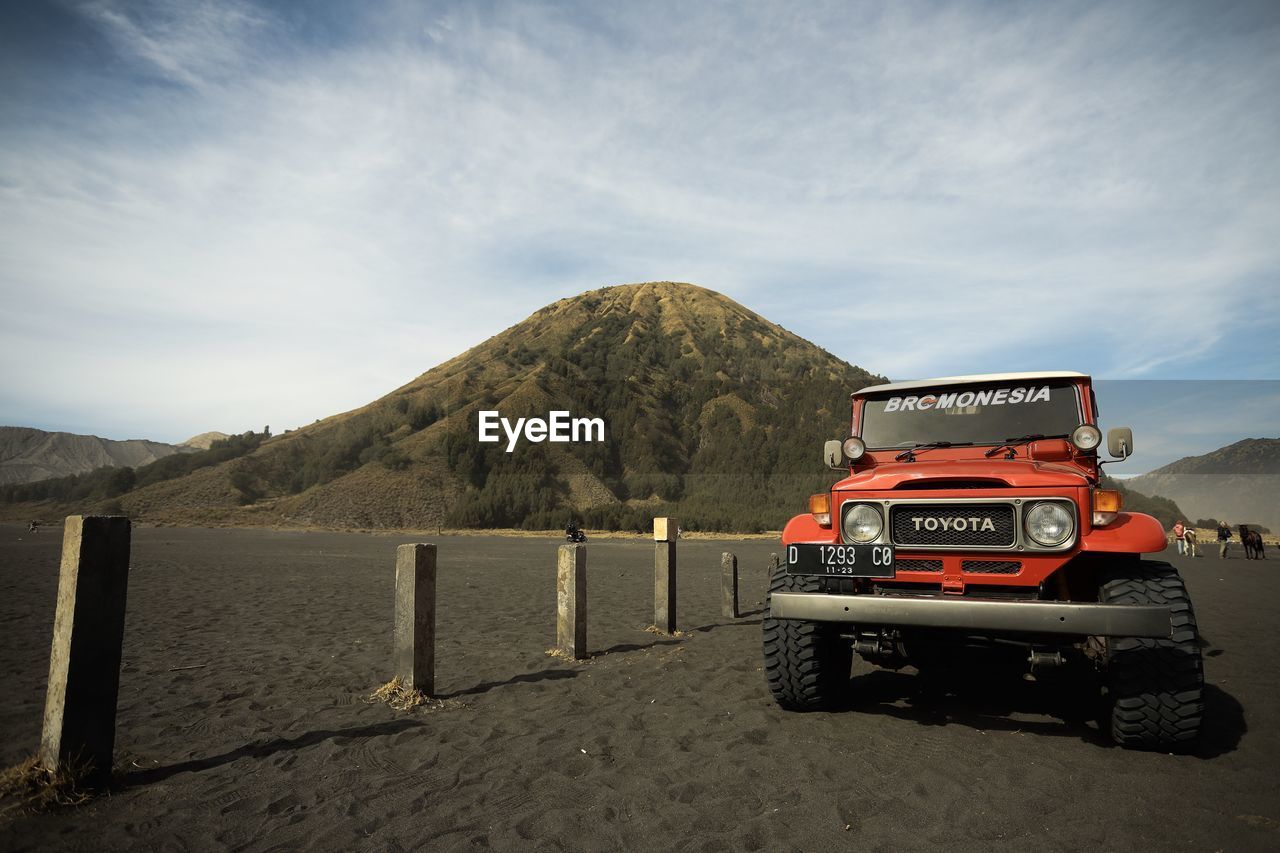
1,525 -> 1278,851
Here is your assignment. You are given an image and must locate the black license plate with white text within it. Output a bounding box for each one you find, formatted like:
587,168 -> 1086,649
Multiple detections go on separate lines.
787,543 -> 895,578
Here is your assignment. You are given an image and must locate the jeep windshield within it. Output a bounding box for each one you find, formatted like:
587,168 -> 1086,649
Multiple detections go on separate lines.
860,381 -> 1082,450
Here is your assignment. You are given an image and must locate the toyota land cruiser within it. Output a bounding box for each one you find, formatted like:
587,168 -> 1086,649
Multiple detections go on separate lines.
762,372 -> 1202,750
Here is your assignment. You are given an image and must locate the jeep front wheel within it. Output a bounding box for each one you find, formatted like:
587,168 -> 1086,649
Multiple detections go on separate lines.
762,563 -> 852,711
1098,560 -> 1204,750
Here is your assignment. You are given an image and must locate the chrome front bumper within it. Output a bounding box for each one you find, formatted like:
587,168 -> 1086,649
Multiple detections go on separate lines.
770,593 -> 1172,638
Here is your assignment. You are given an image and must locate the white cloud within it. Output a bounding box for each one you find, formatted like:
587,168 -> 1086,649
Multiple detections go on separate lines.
2,1 -> 1277,440
72,0 -> 266,90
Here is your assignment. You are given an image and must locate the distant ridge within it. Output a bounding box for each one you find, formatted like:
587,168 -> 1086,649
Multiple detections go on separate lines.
0,426 -> 192,486
182,431 -> 232,450
1125,438 -> 1280,530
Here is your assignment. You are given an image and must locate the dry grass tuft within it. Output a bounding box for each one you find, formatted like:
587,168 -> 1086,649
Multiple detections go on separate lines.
0,757 -> 94,820
645,625 -> 689,638
366,676 -> 462,712
543,647 -> 594,664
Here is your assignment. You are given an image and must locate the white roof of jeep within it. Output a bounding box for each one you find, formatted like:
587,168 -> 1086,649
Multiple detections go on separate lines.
855,371 -> 1089,396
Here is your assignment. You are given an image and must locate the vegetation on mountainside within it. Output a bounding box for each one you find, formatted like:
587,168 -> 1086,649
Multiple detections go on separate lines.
411,297 -> 870,532
1099,473 -> 1186,529
1136,438 -> 1280,475
0,426 -> 193,487
173,282 -> 884,533
1124,437 -> 1280,532
1,430 -> 271,507
1192,518 -> 1270,533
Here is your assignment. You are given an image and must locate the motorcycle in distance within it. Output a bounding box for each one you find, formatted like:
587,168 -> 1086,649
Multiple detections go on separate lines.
565,523 -> 587,543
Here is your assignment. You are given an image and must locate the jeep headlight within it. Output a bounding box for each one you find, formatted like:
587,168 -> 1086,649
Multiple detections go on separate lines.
842,503 -> 883,543
1071,424 -> 1102,452
1024,502 -> 1074,547
841,436 -> 867,461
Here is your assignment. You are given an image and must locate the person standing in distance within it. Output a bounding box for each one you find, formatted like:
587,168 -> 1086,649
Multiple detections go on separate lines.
1217,520 -> 1232,558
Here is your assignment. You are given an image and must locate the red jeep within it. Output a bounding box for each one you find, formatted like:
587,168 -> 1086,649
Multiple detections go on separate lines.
763,372 -> 1203,750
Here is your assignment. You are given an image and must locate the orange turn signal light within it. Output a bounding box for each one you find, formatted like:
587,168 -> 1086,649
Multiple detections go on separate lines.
1092,488 -> 1122,526
809,493 -> 832,527
1093,489 -> 1123,513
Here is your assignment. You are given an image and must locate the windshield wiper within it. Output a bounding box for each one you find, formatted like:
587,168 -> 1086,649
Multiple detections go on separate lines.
983,433 -> 1070,458
895,441 -> 971,462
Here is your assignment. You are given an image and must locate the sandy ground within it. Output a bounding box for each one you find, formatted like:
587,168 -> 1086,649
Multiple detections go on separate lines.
1,525 -> 1278,851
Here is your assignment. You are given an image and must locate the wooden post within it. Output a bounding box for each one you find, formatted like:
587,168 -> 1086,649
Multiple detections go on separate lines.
556,544 -> 587,659
654,518 -> 677,633
721,551 -> 739,618
394,543 -> 436,695
40,515 -> 131,781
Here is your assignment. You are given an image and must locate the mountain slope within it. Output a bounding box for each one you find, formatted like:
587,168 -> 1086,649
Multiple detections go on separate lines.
108,282 -> 884,531
1125,438 -> 1280,529
0,426 -> 193,486
1098,473 -> 1187,529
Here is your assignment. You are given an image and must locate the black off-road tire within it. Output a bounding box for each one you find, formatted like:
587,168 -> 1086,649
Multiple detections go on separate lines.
762,563 -> 852,711
1099,560 -> 1204,750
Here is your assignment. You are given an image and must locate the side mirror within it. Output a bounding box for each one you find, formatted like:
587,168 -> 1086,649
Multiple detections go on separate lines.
1107,427 -> 1134,460
823,439 -> 846,470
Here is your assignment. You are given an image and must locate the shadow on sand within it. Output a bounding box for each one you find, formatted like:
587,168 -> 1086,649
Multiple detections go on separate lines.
595,638 -> 683,655
124,718 -> 425,786
446,632 -> 714,696
690,615 -> 763,634
442,668 -> 580,698
844,666 -> 1245,756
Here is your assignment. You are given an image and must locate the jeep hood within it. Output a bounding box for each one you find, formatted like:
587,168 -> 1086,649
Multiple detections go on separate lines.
834,458 -> 1092,491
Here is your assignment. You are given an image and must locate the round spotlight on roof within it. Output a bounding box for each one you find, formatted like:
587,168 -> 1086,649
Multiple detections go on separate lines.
842,436 -> 867,461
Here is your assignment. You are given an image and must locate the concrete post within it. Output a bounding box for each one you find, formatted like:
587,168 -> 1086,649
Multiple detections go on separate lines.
40,515 -> 131,781
556,544 -> 587,659
394,543 -> 436,695
721,551 -> 739,619
654,518 -> 677,633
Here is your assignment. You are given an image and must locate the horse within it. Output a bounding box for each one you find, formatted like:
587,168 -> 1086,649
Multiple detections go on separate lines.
1184,528 -> 1198,557
1241,527 -> 1266,560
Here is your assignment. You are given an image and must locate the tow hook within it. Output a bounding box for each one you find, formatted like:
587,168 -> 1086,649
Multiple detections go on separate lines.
1028,648 -> 1064,671
854,635 -> 894,657
852,630 -> 908,669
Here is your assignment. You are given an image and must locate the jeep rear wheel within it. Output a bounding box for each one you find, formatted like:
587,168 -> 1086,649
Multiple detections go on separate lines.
762,563 -> 852,711
1099,560 -> 1204,750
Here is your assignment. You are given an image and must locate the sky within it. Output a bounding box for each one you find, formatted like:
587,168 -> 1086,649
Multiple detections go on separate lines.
1,1 -> 1277,474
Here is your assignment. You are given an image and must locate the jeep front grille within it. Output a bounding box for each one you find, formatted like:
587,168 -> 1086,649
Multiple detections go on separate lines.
896,559 -> 943,573
890,503 -> 1015,548
961,559 -> 1022,575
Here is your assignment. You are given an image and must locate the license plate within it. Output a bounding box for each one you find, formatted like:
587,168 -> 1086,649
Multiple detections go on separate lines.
787,543 -> 895,578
